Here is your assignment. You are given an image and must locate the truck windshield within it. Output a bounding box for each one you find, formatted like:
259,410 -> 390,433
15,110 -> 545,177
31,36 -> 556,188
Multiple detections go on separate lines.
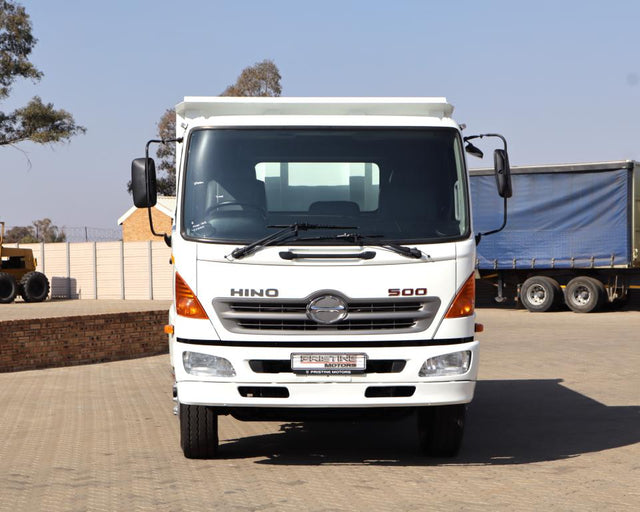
182,128 -> 469,244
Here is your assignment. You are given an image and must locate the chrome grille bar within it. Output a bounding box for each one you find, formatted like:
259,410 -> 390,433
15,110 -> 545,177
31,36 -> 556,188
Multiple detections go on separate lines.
214,296 -> 441,334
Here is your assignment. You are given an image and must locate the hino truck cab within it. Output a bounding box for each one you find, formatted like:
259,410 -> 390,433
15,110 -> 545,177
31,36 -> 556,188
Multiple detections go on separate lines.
130,97 -> 510,459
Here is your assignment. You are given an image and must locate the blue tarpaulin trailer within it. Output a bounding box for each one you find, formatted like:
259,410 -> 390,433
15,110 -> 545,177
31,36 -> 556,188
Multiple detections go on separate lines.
470,160 -> 640,312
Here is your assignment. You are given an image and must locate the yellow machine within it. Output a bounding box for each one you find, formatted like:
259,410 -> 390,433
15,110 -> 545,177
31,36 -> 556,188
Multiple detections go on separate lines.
0,222 -> 50,303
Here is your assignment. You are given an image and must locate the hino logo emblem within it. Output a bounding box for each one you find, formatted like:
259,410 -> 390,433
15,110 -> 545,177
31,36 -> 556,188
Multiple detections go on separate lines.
306,295 -> 348,324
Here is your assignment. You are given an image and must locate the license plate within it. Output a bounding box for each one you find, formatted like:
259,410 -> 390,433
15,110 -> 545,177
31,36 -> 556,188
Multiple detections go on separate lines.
291,353 -> 367,375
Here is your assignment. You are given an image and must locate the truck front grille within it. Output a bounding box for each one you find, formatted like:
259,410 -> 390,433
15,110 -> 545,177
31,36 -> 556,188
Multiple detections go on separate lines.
214,297 -> 441,334
237,318 -> 417,331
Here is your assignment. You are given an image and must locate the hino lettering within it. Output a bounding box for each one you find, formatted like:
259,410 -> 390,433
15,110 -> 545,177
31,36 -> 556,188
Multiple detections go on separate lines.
130,97 -> 511,459
230,288 -> 279,297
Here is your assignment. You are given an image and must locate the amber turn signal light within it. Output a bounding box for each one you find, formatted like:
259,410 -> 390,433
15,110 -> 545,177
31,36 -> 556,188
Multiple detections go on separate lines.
175,272 -> 209,319
445,273 -> 475,318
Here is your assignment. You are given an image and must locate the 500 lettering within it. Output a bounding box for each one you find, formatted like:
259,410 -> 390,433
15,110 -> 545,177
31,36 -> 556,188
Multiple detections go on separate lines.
388,288 -> 427,297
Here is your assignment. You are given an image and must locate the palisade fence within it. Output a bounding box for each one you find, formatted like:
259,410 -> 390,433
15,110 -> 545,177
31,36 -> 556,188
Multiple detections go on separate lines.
3,226 -> 123,243
5,241 -> 173,300
60,226 -> 123,243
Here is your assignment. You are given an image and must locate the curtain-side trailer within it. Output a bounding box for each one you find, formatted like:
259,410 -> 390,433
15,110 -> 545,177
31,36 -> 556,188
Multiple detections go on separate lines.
471,160 -> 640,312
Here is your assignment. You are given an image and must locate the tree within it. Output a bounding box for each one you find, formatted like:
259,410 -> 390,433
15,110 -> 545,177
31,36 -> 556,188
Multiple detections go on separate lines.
137,59 -> 282,196
0,1 -> 85,148
4,225 -> 36,243
32,218 -> 65,242
221,59 -> 282,97
5,218 -> 66,243
155,108 -> 176,196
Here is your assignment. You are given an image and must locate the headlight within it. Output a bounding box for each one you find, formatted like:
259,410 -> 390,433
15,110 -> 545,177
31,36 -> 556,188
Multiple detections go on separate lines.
183,351 -> 236,377
419,351 -> 471,377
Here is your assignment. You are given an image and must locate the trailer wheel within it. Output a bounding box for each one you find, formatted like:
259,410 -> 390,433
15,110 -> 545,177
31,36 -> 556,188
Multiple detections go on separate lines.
0,272 -> 18,304
180,404 -> 219,459
565,277 -> 605,313
19,272 -> 50,303
520,276 -> 561,312
417,404 -> 466,457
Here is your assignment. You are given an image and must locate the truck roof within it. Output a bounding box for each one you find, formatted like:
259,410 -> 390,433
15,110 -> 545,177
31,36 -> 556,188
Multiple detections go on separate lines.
175,97 -> 454,120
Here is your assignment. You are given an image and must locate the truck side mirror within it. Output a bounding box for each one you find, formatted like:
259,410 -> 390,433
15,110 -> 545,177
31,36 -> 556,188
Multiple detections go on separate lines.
494,149 -> 512,198
464,141 -> 484,159
131,157 -> 158,208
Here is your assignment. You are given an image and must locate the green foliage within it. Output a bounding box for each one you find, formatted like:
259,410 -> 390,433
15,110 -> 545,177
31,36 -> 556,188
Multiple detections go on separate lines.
0,0 -> 41,98
4,225 -> 36,243
155,108 -> 176,196
5,218 -> 66,243
221,59 -> 282,97
0,0 -> 85,147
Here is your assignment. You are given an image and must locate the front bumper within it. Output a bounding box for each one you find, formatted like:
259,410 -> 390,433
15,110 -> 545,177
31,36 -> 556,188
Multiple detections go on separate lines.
178,379 -> 476,408
174,340 -> 478,408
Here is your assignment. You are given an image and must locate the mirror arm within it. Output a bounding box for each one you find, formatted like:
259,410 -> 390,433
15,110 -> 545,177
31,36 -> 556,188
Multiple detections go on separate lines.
465,133 -> 508,152
476,196 -> 508,245
467,132 -> 511,245
483,133 -> 508,152
144,138 -> 183,247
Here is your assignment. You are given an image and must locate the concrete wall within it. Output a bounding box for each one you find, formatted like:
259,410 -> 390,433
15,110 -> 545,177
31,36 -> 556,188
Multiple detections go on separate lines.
6,241 -> 173,300
0,310 -> 168,372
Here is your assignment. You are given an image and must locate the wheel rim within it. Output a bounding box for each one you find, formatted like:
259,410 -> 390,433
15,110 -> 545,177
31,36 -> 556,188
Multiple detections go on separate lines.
571,285 -> 591,306
527,284 -> 547,306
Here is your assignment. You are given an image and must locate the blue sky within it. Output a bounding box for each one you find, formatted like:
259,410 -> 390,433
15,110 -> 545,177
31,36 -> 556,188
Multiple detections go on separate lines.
2,0 -> 639,229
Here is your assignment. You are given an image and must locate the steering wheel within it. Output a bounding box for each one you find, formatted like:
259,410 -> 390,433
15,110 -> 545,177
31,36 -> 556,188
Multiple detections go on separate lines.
204,201 -> 266,219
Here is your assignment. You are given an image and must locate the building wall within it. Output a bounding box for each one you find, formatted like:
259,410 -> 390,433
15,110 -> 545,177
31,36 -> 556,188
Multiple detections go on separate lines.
121,208 -> 172,242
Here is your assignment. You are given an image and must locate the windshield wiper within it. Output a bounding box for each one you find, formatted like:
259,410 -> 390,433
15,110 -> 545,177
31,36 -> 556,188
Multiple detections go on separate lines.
334,232 -> 424,259
228,223 -> 357,260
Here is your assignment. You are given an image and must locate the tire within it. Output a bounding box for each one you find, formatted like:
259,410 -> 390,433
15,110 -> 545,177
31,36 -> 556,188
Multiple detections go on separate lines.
180,404 -> 219,459
417,404 -> 466,457
564,276 -> 605,313
519,276 -> 562,312
19,271 -> 50,303
0,272 -> 18,304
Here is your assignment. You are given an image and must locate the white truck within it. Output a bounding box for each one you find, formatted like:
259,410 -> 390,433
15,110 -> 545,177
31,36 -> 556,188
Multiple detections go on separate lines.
130,97 -> 511,458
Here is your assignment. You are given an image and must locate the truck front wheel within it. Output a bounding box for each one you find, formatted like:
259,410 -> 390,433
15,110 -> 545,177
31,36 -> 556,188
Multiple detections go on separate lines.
417,404 -> 466,457
565,276 -> 605,313
180,404 -> 219,459
520,276 -> 562,312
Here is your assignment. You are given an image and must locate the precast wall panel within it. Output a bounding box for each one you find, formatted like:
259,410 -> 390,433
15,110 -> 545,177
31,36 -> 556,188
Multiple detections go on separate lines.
123,242 -> 151,300
42,243 -> 71,299
69,243 -> 96,299
152,243 -> 173,300
96,242 -> 124,299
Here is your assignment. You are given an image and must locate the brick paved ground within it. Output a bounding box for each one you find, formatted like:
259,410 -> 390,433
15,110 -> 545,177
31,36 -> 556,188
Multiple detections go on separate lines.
0,307 -> 638,511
